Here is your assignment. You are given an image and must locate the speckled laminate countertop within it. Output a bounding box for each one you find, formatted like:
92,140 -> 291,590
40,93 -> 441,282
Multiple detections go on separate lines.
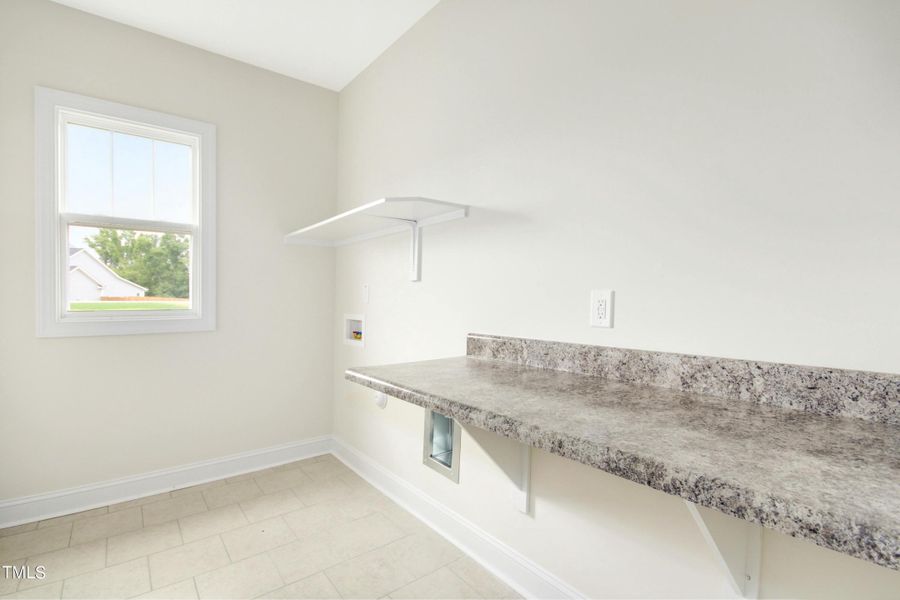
346,349 -> 900,570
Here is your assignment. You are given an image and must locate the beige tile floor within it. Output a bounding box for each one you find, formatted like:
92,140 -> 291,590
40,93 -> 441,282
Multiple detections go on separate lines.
0,455 -> 520,600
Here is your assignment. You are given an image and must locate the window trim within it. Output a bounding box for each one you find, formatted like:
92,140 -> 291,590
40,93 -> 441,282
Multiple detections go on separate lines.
35,87 -> 216,337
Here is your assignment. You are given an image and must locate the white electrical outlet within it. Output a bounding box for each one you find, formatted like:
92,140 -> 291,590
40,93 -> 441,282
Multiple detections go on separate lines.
590,290 -> 614,328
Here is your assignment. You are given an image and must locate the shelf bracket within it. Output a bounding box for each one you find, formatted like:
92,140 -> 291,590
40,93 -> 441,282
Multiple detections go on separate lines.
517,443 -> 533,515
460,427 -> 533,516
369,216 -> 421,281
684,501 -> 762,599
407,220 -> 422,282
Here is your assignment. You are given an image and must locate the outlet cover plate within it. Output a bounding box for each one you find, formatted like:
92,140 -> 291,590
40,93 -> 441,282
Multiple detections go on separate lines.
590,290 -> 614,328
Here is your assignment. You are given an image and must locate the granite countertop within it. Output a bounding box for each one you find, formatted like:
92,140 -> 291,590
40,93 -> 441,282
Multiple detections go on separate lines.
346,354 -> 900,570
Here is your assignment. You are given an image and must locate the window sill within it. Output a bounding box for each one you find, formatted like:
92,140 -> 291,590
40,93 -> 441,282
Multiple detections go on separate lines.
37,312 -> 215,337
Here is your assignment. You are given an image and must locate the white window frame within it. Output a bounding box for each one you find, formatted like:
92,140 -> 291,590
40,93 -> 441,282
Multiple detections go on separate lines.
35,87 -> 216,337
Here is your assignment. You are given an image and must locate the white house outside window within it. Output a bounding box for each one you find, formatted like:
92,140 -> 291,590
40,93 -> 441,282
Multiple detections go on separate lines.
35,87 -> 216,337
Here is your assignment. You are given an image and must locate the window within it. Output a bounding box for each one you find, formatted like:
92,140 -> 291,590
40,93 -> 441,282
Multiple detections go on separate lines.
35,87 -> 216,336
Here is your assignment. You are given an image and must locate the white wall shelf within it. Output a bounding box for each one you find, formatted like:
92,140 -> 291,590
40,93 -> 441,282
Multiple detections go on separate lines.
284,197 -> 468,281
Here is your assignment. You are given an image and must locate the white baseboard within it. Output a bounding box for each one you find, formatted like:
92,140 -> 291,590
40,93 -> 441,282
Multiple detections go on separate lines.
331,436 -> 584,600
0,436 -> 332,528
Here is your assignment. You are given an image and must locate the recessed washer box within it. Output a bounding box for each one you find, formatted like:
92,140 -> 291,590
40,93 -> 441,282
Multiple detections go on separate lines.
343,314 -> 364,347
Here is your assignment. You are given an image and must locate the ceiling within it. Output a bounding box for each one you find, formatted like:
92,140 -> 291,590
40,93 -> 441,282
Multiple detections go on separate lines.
51,0 -> 440,91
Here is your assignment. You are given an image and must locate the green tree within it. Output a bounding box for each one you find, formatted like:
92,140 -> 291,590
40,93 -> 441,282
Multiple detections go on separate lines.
86,229 -> 190,298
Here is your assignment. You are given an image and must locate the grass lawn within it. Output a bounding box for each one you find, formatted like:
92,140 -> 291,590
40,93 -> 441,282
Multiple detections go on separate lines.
70,301 -> 190,311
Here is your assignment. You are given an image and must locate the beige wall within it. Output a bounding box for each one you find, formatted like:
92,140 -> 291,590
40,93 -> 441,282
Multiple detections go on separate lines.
0,0 -> 338,498
333,0 -> 900,597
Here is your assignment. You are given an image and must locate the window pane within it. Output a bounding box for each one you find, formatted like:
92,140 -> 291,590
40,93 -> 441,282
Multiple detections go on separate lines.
65,124 -> 112,214
67,225 -> 191,312
65,123 -> 194,223
113,132 -> 153,219
154,140 -> 193,223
